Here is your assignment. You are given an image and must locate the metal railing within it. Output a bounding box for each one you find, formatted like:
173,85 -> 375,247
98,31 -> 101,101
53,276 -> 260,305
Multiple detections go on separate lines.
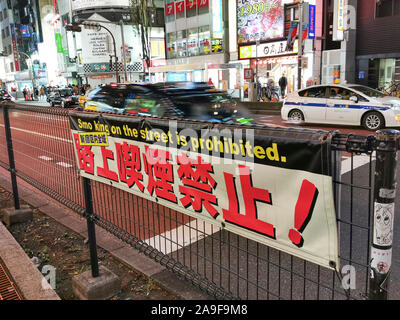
1,102 -> 399,300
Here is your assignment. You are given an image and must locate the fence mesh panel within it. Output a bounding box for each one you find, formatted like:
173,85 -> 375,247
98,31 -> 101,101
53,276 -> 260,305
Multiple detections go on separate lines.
0,103 -> 388,300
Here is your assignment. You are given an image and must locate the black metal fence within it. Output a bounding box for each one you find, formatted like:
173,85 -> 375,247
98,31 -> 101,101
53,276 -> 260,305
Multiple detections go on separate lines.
1,102 -> 399,300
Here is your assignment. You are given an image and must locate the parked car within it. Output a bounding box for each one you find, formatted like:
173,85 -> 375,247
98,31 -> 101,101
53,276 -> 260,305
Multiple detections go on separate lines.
281,84 -> 400,130
0,90 -> 15,102
47,88 -> 79,108
83,82 -> 256,125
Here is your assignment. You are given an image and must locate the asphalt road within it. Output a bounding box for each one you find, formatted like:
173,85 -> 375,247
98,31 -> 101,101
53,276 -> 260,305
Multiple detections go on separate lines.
1,102 -> 399,299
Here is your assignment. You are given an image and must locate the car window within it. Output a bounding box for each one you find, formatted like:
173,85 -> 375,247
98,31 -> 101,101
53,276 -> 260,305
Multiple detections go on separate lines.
348,85 -> 387,98
299,87 -> 327,98
87,88 -> 101,99
124,94 -> 164,117
328,87 -> 354,100
89,88 -> 124,109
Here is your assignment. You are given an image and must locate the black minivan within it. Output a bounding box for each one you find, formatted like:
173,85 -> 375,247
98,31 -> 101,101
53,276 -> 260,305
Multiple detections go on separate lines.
83,82 -> 255,125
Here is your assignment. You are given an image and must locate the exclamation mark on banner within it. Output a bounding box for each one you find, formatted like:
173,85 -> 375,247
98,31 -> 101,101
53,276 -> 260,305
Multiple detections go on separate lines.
288,179 -> 319,248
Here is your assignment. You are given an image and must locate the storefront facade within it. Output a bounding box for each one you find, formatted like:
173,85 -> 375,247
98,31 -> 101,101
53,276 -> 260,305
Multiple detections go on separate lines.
233,0 -> 317,100
151,0 -> 229,87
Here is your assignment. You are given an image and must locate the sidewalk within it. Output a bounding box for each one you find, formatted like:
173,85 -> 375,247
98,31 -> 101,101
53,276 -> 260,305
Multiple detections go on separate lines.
0,166 -> 212,300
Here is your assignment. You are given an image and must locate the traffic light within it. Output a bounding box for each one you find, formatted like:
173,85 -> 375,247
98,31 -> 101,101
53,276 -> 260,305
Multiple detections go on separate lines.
65,23 -> 81,32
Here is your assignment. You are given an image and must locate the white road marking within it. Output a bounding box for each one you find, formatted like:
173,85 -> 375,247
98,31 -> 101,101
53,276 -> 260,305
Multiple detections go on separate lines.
56,162 -> 73,168
39,155 -> 53,161
144,219 -> 218,255
0,124 -> 73,144
341,153 -> 375,175
38,156 -> 73,168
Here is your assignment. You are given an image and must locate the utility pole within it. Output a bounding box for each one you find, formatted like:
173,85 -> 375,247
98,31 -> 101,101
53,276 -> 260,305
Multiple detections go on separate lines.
120,20 -> 128,82
297,0 -> 304,90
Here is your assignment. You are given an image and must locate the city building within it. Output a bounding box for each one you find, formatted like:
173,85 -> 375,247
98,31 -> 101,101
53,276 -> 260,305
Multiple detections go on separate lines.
0,0 -> 44,92
231,0 -> 317,100
355,0 -> 400,90
71,0 -> 165,87
149,0 -> 232,92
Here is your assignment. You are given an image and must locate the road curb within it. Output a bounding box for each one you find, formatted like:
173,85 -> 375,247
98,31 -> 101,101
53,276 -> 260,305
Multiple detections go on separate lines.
0,167 -> 213,300
0,217 -> 60,300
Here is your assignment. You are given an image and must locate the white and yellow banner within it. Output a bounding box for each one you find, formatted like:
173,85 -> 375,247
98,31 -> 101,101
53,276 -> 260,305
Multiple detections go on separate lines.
70,113 -> 339,270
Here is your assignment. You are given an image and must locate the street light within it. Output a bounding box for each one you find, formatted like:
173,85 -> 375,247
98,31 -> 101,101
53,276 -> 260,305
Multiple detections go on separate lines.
65,22 -> 120,82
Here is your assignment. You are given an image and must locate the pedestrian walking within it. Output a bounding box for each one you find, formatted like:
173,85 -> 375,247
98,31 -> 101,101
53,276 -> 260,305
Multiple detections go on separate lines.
39,86 -> 45,100
34,87 -> 39,101
22,87 -> 27,101
278,73 -> 288,99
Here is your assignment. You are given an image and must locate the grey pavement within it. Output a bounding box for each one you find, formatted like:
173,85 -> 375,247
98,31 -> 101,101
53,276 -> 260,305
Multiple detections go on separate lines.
15,98 -> 51,107
0,166 -> 213,300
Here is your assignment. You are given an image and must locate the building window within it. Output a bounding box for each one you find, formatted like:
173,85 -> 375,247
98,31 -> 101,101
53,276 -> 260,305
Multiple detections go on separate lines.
186,0 -> 197,18
176,30 -> 187,57
3,8 -> 7,18
5,26 -> 9,37
376,0 -> 400,17
8,44 -> 11,55
151,39 -> 165,57
198,0 -> 209,15
165,0 -> 175,23
167,32 -> 177,58
187,28 -> 199,56
176,0 -> 185,19
284,3 -> 299,37
0,11 -> 3,21
199,26 -> 210,55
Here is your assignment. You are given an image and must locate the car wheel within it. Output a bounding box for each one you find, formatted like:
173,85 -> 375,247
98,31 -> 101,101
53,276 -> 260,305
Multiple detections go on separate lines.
362,111 -> 384,131
288,109 -> 304,121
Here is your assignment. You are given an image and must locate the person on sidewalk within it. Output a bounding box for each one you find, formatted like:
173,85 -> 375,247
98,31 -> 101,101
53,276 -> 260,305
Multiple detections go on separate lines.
22,87 -> 27,101
278,73 -> 288,99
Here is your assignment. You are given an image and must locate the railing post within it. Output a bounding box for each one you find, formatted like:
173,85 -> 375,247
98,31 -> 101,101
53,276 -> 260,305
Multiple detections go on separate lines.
369,129 -> 399,300
82,176 -> 99,278
2,104 -> 20,210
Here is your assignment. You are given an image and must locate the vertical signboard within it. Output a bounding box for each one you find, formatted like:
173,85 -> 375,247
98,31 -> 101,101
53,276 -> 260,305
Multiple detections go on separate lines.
10,24 -> 20,72
212,0 -> 223,39
333,0 -> 345,41
55,33 -> 64,53
308,4 -> 316,39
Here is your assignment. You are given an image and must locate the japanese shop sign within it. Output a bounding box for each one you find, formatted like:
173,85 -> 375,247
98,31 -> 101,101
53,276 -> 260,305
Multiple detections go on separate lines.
69,113 -> 339,270
239,40 -> 298,59
237,0 -> 285,44
198,0 -> 208,8
175,1 -> 185,13
10,24 -> 20,72
337,0 -> 345,31
165,2 -> 175,16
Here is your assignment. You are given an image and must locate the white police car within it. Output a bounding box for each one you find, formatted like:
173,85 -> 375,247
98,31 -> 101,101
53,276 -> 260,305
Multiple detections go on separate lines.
281,84 -> 400,130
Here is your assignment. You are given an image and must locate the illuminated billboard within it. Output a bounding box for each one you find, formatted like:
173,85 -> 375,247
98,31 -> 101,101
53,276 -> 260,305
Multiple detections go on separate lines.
237,0 -> 285,44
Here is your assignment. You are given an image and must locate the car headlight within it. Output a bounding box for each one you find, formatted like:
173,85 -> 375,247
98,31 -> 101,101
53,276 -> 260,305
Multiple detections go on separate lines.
384,103 -> 400,110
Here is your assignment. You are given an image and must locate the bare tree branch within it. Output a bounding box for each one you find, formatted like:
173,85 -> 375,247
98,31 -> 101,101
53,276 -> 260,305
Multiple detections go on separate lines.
129,0 -> 156,74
